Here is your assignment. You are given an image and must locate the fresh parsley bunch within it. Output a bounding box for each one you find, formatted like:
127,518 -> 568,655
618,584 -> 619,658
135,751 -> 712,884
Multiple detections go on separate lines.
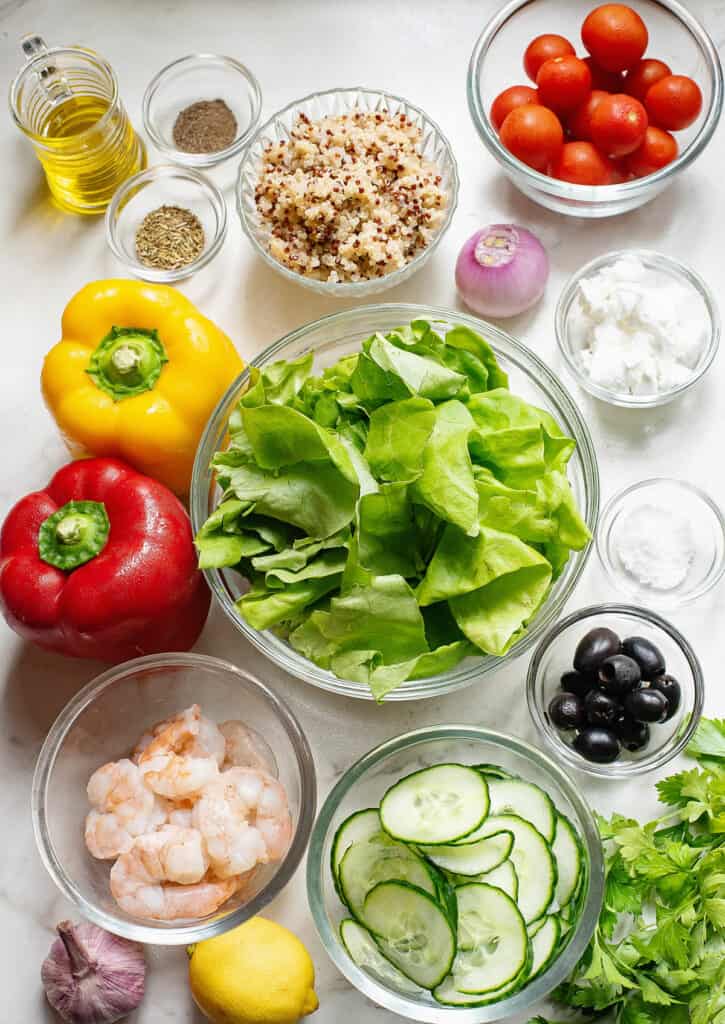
532,719 -> 725,1024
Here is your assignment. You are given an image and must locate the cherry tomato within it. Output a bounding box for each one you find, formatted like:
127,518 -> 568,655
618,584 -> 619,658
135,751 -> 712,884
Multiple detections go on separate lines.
590,92 -> 648,157
552,141 -> 617,184
625,125 -> 679,176
624,58 -> 672,102
499,104 -> 564,172
582,4 -> 648,73
583,56 -> 624,92
536,56 -> 593,114
645,75 -> 703,131
568,89 -> 609,140
490,85 -> 539,132
524,34 -> 575,83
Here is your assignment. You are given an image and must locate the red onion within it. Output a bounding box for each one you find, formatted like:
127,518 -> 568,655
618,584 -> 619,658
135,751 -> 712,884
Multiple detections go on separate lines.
455,224 -> 549,318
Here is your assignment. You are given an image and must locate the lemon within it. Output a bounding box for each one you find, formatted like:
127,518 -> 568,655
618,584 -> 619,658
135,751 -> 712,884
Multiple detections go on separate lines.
188,916 -> 319,1024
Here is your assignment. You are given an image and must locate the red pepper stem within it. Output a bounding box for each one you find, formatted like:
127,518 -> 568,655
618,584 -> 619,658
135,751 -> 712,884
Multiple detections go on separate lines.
57,921 -> 95,979
38,500 -> 110,571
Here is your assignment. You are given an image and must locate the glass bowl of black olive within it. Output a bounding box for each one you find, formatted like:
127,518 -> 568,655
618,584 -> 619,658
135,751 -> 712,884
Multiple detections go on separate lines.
526,604 -> 704,778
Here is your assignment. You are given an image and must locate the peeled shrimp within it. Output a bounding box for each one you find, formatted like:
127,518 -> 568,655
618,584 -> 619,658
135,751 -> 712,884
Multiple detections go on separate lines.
132,705 -> 225,767
84,759 -> 166,860
193,767 -> 293,879
109,826 -> 238,921
137,705 -> 219,800
219,720 -> 278,775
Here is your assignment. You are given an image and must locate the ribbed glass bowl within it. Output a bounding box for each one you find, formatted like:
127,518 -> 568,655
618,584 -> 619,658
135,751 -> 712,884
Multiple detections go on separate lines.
467,0 -> 723,218
555,249 -> 720,408
306,725 -> 605,1023
31,653 -> 316,944
191,303 -> 599,701
235,87 -> 458,296
527,604 -> 704,778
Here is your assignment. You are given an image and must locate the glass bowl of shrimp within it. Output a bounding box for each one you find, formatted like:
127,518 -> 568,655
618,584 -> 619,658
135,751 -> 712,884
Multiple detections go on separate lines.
31,652 -> 316,944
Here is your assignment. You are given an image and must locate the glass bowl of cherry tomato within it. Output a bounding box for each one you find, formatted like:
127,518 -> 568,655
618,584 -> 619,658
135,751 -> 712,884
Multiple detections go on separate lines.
526,603 -> 704,778
468,0 -> 723,217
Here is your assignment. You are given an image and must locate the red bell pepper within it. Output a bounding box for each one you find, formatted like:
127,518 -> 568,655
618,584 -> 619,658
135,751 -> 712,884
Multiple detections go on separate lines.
0,457 -> 210,662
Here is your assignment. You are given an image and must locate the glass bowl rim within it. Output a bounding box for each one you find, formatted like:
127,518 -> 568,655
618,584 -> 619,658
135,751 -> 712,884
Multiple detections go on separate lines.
190,301 -> 600,701
142,53 -> 263,168
554,248 -> 721,408
466,0 -> 724,204
596,477 -> 725,605
306,723 -> 605,1023
526,602 -> 705,778
104,162 -> 228,283
31,651 -> 317,944
235,85 -> 460,296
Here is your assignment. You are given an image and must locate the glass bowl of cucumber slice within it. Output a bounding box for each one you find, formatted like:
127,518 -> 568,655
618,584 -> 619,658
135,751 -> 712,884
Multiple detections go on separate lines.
306,725 -> 604,1022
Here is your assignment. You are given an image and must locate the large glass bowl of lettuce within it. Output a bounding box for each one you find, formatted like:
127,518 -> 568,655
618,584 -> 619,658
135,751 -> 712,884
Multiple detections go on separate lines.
191,305 -> 599,701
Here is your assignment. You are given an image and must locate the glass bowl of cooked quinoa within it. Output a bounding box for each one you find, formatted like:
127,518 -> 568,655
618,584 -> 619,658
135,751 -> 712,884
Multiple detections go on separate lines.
236,87 -> 459,295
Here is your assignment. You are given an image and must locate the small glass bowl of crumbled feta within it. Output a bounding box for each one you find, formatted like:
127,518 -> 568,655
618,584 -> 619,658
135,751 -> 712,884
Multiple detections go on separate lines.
556,250 -> 720,408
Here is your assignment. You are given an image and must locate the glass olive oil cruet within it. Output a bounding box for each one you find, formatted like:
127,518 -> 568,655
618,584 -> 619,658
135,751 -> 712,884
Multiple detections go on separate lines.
9,35 -> 146,214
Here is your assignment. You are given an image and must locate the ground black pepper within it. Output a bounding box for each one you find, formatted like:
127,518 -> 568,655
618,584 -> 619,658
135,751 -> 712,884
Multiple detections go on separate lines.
172,99 -> 237,155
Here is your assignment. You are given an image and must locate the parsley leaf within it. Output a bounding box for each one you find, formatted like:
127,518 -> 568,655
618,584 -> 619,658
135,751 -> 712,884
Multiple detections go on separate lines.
687,717 -> 725,762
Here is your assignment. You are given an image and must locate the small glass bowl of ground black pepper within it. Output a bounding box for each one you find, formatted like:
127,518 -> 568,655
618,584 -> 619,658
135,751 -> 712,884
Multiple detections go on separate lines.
105,164 -> 227,283
526,604 -> 704,779
142,54 -> 262,168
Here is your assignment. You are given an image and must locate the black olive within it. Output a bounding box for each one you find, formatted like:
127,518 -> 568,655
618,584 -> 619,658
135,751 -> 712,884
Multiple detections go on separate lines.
548,693 -> 587,730
574,727 -> 621,763
560,670 -> 596,699
584,689 -> 620,726
648,674 -> 681,721
598,654 -> 641,696
621,636 -> 666,680
574,627 -> 621,675
624,687 -> 669,724
614,713 -> 651,752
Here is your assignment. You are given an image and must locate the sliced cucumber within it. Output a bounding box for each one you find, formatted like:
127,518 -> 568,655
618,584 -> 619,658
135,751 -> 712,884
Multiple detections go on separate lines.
481,859 -> 519,901
340,918 -> 425,996
528,915 -> 561,980
338,833 -> 436,922
552,813 -> 583,909
473,763 -> 513,780
428,861 -> 458,930
475,814 -> 556,924
363,881 -> 456,990
332,808 -> 380,879
454,883 -> 528,993
380,764 -> 490,845
487,778 -> 555,843
420,830 -> 513,876
434,948 -> 530,1007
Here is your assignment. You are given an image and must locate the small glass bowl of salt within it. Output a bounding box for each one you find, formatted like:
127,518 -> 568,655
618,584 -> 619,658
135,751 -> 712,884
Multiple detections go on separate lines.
597,479 -> 725,609
556,249 -> 720,408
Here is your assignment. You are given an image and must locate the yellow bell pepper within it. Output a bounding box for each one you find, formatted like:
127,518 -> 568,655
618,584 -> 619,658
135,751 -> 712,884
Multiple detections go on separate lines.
41,280 -> 243,495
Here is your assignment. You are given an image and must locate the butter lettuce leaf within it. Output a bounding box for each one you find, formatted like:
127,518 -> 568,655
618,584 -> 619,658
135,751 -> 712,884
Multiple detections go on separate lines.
410,400 -> 479,536
197,319 -> 590,698
364,397 -> 436,482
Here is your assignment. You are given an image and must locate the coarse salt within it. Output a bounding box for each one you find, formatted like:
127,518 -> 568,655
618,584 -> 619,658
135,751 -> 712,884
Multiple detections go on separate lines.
617,503 -> 695,591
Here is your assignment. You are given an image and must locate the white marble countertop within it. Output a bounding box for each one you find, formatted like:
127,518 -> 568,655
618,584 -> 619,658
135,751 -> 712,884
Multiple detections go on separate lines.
1,0 -> 724,1020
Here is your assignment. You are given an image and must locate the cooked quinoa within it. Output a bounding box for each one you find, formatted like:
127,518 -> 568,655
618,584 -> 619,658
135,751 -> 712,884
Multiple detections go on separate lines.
254,109 -> 448,283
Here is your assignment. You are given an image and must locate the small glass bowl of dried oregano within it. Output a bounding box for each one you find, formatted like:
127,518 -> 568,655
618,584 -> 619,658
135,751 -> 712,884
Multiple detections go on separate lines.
142,54 -> 262,168
105,164 -> 227,283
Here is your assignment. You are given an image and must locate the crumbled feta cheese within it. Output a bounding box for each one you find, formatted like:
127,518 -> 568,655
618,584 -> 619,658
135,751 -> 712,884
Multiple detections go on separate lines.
568,256 -> 710,396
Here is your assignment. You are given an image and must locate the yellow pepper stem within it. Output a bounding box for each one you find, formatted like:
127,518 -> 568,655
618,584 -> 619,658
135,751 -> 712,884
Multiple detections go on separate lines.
86,326 -> 169,402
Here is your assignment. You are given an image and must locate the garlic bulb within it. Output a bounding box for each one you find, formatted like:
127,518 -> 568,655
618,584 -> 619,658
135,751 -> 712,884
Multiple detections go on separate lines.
41,920 -> 146,1023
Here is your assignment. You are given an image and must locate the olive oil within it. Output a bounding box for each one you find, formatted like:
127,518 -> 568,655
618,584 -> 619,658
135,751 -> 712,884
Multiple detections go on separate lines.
36,93 -> 146,214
